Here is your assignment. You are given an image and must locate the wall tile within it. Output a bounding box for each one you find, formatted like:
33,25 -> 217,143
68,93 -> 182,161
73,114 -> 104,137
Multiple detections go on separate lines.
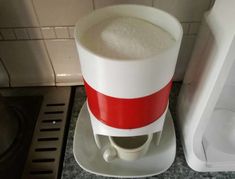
0,41 -> 55,86
189,23 -> 201,34
0,0 -> 39,27
14,29 -> 29,40
0,29 -> 16,40
41,27 -> 56,39
45,39 -> 82,85
27,28 -> 43,39
153,0 -> 211,22
173,35 -> 196,81
33,0 -> 93,26
0,0 -> 213,84
55,27 -> 69,39
94,0 -> 153,9
68,27 -> 75,38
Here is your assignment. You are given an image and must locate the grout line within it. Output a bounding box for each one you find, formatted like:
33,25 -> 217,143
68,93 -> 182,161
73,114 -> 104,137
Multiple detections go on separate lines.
180,20 -> 201,24
92,0 -> 95,10
0,23 -> 200,30
11,28 -> 17,40
26,28 -> 31,39
0,31 -> 3,40
181,22 -> 190,35
65,27 -> 70,39
0,58 -> 11,87
26,28 -> 33,40
40,25 -> 75,28
0,38 -> 74,41
14,28 -> 30,40
54,27 -> 58,39
0,27 -> 73,41
0,25 -> 75,29
0,21 -> 200,41
0,26 -> 40,29
31,0 -> 57,86
0,23 -> 199,41
25,28 -> 30,40
0,26 -> 75,29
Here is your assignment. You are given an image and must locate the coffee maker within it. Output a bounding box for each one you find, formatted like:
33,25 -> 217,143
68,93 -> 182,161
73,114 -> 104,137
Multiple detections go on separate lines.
72,5 -> 183,177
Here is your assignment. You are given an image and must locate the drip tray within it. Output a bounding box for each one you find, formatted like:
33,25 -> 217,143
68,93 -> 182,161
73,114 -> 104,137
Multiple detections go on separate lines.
0,87 -> 72,179
202,108 -> 235,166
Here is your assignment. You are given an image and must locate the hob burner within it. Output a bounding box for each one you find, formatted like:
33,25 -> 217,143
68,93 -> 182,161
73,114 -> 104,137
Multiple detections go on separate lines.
0,87 -> 72,179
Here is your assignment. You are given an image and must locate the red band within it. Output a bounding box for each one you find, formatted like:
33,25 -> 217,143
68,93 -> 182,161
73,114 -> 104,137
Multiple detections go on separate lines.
84,80 -> 172,129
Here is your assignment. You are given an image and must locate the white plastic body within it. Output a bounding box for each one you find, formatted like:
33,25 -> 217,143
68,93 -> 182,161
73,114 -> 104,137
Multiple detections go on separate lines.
177,0 -> 235,172
88,102 -> 167,137
75,5 -> 182,98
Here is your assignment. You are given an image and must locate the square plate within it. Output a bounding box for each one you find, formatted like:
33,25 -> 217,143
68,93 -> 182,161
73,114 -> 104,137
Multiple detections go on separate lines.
73,101 -> 176,178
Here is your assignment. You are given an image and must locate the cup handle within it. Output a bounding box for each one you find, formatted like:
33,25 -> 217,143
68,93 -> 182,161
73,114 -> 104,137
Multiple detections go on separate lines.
94,134 -> 102,149
103,146 -> 117,162
155,131 -> 163,146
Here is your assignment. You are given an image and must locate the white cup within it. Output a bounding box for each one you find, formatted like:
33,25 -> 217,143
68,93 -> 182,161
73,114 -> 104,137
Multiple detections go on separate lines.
103,134 -> 153,162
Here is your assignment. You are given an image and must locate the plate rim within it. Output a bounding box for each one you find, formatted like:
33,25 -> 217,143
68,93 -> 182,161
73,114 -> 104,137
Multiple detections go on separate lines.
73,101 -> 176,178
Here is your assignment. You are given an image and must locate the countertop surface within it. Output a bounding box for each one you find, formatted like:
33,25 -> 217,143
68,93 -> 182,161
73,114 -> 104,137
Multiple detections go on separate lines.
61,83 -> 235,179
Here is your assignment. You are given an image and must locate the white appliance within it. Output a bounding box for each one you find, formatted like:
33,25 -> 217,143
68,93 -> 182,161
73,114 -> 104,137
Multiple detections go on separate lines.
72,5 -> 182,177
177,0 -> 235,172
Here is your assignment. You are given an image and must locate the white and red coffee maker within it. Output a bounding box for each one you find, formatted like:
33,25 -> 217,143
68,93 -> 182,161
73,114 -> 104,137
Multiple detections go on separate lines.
73,5 -> 182,177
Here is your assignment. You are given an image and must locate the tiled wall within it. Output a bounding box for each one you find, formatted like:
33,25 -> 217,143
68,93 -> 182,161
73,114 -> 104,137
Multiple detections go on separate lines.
0,0 -> 215,85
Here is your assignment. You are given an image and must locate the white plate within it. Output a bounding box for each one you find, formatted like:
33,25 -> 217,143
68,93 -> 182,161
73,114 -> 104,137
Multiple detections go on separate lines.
73,102 -> 176,178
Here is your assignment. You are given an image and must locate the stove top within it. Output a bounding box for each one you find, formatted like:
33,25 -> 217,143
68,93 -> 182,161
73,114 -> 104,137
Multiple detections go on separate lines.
0,87 -> 72,179
0,96 -> 42,179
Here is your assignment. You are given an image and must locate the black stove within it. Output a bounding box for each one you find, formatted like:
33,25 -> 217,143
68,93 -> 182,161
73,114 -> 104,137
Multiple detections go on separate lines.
0,87 -> 72,179
0,96 -> 42,179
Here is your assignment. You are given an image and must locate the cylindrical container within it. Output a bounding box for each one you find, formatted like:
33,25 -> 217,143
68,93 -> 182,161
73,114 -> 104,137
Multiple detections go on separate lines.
75,5 -> 182,129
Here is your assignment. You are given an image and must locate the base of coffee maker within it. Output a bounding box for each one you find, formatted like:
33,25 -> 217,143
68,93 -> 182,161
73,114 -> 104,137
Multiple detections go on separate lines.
73,102 -> 176,178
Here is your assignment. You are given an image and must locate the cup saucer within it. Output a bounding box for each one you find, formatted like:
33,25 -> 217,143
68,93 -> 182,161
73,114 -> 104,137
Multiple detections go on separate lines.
73,101 -> 176,178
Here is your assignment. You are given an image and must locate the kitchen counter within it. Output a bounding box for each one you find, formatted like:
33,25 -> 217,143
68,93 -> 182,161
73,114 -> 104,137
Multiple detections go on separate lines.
61,83 -> 235,179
